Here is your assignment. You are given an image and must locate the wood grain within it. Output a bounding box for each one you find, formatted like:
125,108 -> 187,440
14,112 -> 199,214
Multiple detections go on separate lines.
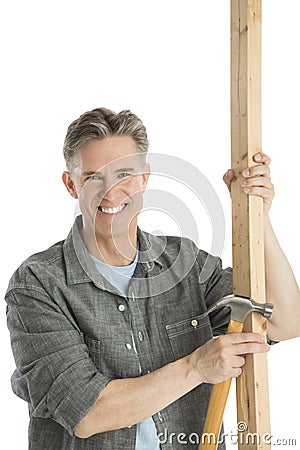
199,320 -> 244,450
231,1 -> 271,448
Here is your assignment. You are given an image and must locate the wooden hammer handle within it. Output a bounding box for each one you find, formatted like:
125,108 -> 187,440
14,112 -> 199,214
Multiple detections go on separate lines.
199,319 -> 244,450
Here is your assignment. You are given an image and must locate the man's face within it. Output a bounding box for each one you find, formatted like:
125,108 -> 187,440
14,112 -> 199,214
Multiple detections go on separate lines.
66,136 -> 150,240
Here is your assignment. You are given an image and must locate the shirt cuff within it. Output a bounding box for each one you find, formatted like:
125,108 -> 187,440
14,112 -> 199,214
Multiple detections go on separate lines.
49,370 -> 112,436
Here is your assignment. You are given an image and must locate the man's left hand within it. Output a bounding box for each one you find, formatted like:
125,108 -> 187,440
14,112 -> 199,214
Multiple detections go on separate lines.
223,153 -> 275,213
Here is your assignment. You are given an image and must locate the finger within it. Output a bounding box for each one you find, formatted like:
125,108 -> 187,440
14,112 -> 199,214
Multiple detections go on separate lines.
231,368 -> 243,378
235,342 -> 270,355
223,332 -> 266,344
242,186 -> 275,203
223,169 -> 234,190
240,177 -> 274,189
232,356 -> 246,368
253,153 -> 271,166
224,169 -> 234,181
242,165 -> 270,178
223,173 -> 231,189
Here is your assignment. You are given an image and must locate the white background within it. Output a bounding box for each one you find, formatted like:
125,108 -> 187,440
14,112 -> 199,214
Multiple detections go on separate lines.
1,1 -> 299,449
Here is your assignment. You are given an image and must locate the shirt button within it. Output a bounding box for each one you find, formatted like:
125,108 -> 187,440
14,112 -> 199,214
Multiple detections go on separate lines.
191,319 -> 198,327
158,412 -> 163,422
118,304 -> 125,312
138,331 -> 144,342
125,343 -> 132,350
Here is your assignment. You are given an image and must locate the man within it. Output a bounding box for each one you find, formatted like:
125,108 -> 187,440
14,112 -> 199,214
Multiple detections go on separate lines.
6,108 -> 300,450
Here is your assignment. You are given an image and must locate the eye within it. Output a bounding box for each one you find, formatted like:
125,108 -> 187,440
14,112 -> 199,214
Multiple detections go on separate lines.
90,174 -> 103,181
118,172 -> 131,178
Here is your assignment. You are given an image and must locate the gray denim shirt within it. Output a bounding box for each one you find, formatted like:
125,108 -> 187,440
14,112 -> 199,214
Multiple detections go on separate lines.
5,216 -> 232,450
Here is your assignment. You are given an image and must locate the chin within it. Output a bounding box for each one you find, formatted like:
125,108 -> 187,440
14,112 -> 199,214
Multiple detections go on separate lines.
94,221 -> 131,240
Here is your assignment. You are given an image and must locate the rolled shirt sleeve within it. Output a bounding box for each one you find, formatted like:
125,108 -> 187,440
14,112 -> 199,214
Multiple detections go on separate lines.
6,287 -> 112,436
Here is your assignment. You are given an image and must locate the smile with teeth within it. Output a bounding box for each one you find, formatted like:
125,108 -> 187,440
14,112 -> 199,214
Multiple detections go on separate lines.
98,204 -> 127,214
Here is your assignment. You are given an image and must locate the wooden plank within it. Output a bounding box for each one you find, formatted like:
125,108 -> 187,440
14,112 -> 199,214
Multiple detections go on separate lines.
230,1 -> 271,449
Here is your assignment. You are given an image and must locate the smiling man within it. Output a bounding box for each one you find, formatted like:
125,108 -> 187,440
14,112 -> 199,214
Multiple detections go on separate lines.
5,108 -> 300,450
62,135 -> 150,266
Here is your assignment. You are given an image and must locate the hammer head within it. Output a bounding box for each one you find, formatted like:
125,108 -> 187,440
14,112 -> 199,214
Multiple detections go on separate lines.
211,294 -> 274,323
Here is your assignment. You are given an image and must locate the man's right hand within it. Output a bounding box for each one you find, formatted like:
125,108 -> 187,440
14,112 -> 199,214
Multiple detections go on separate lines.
188,333 -> 270,385
74,332 -> 270,438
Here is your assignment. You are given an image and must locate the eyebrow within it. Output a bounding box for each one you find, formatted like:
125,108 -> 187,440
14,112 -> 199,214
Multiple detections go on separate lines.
81,168 -> 136,177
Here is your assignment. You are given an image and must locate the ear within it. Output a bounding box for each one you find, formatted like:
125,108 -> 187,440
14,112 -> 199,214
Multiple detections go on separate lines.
62,171 -> 78,199
139,163 -> 150,192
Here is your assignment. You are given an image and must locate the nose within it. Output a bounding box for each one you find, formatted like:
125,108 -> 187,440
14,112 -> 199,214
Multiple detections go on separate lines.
102,179 -> 121,203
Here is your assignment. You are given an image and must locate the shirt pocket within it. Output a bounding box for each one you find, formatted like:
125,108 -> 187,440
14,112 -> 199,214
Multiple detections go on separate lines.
81,333 -> 102,370
165,314 -> 213,360
80,333 -> 140,378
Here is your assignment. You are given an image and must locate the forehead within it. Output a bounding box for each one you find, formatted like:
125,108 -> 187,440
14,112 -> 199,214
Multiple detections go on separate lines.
75,136 -> 142,173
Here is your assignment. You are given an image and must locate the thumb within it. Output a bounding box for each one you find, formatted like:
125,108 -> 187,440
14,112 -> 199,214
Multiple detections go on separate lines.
223,169 -> 234,192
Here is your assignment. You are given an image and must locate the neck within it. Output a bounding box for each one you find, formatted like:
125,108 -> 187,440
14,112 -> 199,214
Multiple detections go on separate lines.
81,222 -> 138,266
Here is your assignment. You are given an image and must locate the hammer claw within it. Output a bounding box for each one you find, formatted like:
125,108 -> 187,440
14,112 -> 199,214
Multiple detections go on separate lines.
199,295 -> 274,449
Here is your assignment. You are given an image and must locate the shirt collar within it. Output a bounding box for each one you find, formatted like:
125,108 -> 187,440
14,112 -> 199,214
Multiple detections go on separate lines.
63,215 -> 163,287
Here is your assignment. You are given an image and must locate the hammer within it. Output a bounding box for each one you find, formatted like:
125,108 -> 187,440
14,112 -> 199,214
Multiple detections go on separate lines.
199,294 -> 273,450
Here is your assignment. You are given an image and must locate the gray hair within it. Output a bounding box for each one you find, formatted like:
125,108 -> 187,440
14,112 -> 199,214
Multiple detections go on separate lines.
63,107 -> 149,172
